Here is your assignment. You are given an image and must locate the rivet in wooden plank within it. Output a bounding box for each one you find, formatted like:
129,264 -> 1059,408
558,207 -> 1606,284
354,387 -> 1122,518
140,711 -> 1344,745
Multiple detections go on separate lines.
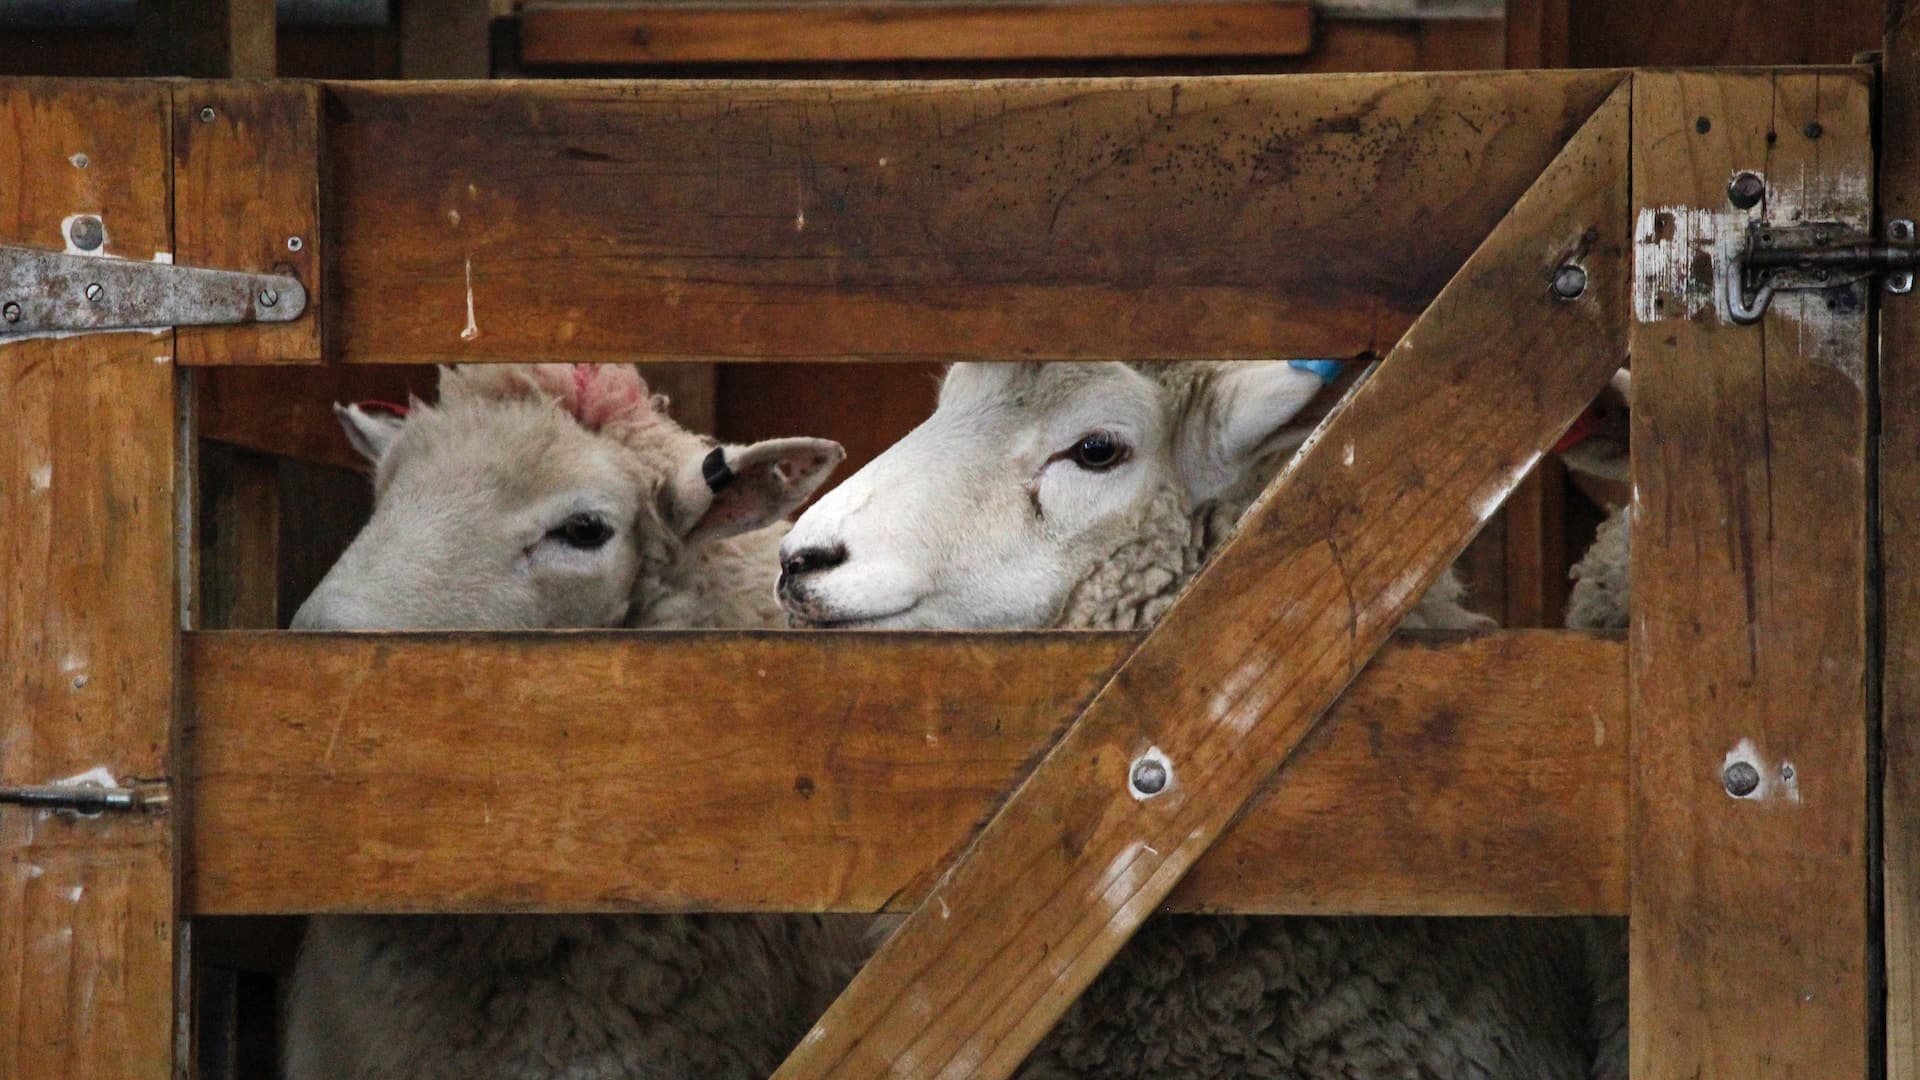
68,215 -> 103,252
1552,264 -> 1588,300
1723,760 -> 1761,798
1728,171 -> 1766,210
1129,750 -> 1171,799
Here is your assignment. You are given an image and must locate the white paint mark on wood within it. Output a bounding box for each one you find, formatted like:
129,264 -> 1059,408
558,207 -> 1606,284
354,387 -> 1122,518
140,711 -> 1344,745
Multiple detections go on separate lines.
460,258 -> 480,342
447,208 -> 461,226
1342,442 -> 1355,467
29,464 -> 51,491
1593,715 -> 1607,747
64,885 -> 83,903
1633,205 -> 1748,323
937,894 -> 950,919
1469,449 -> 1544,524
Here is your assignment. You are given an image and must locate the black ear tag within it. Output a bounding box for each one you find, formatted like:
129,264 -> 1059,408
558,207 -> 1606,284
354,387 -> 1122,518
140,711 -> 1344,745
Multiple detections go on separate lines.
702,446 -> 736,493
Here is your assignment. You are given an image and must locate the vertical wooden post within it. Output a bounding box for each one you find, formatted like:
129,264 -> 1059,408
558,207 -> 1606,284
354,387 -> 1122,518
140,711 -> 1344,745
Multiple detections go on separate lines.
1629,70 -> 1873,1076
1881,6 -> 1920,1075
138,0 -> 276,79
0,83 -> 181,1079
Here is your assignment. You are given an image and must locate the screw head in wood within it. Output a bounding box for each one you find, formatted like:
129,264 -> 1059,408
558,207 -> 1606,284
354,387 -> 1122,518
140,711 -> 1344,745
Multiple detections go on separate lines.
1723,760 -> 1761,798
2,301 -> 19,323
258,288 -> 280,308
1727,171 -> 1765,210
68,215 -> 103,252
85,283 -> 103,302
1551,264 -> 1588,300
199,106 -> 216,122
1804,120 -> 1823,139
1891,219 -> 1915,243
1130,756 -> 1169,798
1695,116 -> 1712,134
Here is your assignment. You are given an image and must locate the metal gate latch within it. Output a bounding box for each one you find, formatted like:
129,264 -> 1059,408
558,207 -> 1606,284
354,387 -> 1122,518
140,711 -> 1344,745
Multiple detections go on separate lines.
0,781 -> 169,816
1728,219 -> 1918,324
0,244 -> 306,336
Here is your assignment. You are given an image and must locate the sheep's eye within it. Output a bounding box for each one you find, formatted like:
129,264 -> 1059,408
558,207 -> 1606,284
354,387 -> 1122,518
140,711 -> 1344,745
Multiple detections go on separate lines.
1068,432 -> 1129,471
550,513 -> 614,551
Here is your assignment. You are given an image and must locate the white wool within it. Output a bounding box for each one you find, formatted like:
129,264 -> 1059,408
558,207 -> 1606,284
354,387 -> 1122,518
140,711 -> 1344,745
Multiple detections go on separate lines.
285,365 -> 862,1080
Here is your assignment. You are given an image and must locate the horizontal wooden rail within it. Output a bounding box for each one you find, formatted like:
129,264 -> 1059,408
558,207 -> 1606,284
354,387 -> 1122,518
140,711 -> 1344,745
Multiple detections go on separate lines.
518,1 -> 1315,65
304,71 -> 1622,365
185,629 -> 1626,916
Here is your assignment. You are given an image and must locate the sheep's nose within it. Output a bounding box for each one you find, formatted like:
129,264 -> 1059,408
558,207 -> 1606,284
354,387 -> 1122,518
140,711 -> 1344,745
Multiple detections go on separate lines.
780,543 -> 848,582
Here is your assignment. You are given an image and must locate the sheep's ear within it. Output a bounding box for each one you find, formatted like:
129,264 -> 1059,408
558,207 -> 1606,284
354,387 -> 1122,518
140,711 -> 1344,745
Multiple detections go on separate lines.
334,403 -> 408,466
669,437 -> 846,544
1176,360 -> 1334,502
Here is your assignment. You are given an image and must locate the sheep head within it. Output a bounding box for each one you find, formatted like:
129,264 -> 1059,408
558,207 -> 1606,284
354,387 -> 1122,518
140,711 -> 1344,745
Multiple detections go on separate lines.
293,363 -> 842,631
778,361 -> 1335,629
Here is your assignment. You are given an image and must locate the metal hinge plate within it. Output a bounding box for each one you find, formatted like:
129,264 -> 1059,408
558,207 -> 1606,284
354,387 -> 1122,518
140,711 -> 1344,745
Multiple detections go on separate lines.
1729,219 -> 1917,324
0,244 -> 307,336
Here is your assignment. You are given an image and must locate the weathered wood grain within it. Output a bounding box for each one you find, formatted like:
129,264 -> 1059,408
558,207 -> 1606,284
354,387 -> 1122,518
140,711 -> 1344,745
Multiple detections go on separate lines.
775,82 -> 1629,1079
174,81 -> 322,364
318,71 -> 1619,364
0,80 -> 180,1080
519,1 -> 1313,65
184,630 -> 1625,916
197,443 -> 281,630
1886,13 -> 1920,1078
1628,70 -> 1872,1078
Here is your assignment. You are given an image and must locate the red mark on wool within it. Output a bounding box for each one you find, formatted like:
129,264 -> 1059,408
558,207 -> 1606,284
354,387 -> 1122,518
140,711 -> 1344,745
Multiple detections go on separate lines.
527,364 -> 657,432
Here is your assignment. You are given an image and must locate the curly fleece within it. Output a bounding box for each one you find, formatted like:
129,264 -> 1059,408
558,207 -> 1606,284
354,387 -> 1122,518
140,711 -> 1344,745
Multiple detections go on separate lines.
283,366 -> 867,1080
1017,363 -> 1619,1080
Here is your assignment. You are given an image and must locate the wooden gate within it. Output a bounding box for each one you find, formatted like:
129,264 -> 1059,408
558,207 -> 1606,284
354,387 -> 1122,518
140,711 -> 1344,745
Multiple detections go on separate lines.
0,57 -> 1892,1078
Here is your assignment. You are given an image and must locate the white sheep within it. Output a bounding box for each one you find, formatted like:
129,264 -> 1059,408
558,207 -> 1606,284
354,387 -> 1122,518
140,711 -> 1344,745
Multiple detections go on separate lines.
780,360 -> 1623,1079
1561,368 -> 1633,634
285,363 -> 863,1080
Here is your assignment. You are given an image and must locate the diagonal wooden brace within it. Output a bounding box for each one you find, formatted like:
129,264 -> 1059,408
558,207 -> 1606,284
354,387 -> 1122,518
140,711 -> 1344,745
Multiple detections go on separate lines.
775,81 -> 1633,1079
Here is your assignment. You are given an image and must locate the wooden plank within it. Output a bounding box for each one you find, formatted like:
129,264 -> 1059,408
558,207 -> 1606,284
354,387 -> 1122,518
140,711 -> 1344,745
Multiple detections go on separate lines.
401,0 -> 497,78
777,82 -> 1629,1079
196,444 -> 280,630
1501,456 -> 1568,626
519,1 -> 1313,65
1887,10 -> 1920,1076
184,630 -> 1625,916
138,0 -> 277,77
1503,0 -> 1568,67
174,82 -> 323,365
1566,0 -> 1880,67
1628,70 -> 1872,1078
0,80 -> 180,1080
316,71 -> 1620,365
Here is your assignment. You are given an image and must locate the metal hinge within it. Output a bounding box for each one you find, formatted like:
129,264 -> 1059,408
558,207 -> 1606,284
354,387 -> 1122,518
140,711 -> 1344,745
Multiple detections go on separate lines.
1728,219 -> 1918,324
0,781 -> 169,816
0,244 -> 306,336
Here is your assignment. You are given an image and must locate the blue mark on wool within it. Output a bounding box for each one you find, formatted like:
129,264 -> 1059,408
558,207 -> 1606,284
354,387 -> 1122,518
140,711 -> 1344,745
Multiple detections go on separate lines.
1287,359 -> 1342,384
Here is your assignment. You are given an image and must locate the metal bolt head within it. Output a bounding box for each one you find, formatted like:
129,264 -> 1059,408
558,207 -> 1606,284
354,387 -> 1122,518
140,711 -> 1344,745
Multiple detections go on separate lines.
85,283 -> 103,302
1889,270 -> 1915,296
286,236 -> 304,252
1695,116 -> 1712,134
1727,171 -> 1765,210
258,288 -> 280,308
1804,120 -> 1824,139
1551,264 -> 1588,300
199,106 -> 216,123
68,215 -> 103,252
2,301 -> 19,324
1724,760 -> 1761,798
1130,758 -> 1169,798
1891,219 -> 1916,243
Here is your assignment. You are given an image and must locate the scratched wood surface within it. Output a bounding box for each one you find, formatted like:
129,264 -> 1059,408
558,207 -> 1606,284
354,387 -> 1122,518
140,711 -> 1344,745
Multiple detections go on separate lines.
311,71 -> 1618,365
773,82 -> 1628,1079
518,1 -> 1313,65
1887,12 -> 1920,1077
185,630 -> 1625,916
1628,70 -> 1872,1078
173,81 -> 322,365
0,81 -> 180,1080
